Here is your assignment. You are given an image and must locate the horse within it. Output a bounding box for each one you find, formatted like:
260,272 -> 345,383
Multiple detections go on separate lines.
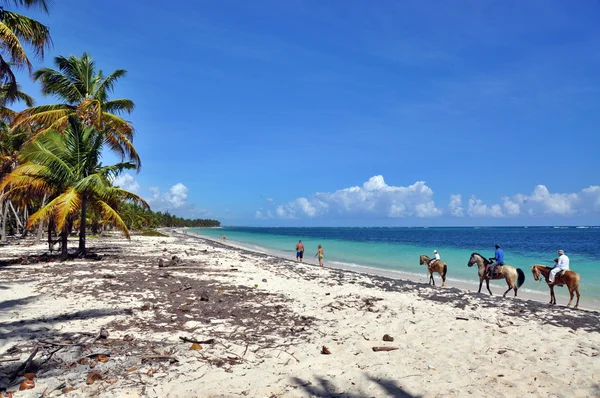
531,265 -> 581,308
420,254 -> 447,287
467,253 -> 525,297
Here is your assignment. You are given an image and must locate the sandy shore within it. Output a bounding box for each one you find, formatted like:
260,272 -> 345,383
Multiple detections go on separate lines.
193,231 -> 599,311
1,231 -> 599,397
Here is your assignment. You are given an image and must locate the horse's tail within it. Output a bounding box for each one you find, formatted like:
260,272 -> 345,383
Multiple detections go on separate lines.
442,263 -> 448,279
516,268 -> 525,289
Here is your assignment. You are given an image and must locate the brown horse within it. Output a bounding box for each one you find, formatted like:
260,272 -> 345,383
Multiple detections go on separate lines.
531,265 -> 581,308
467,253 -> 525,297
420,254 -> 447,287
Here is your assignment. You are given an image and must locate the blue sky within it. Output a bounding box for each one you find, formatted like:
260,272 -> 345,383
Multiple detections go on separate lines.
14,0 -> 600,226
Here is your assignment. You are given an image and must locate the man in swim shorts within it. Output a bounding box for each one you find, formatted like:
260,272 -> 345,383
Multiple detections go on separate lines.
296,240 -> 304,262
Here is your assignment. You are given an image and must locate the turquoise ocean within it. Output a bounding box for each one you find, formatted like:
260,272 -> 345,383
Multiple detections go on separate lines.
189,226 -> 600,307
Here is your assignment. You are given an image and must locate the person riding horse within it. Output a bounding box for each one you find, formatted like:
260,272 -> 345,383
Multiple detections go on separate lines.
488,244 -> 504,278
429,250 -> 441,267
549,249 -> 570,283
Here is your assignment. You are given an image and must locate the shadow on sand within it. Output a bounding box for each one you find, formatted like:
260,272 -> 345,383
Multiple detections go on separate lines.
291,376 -> 420,398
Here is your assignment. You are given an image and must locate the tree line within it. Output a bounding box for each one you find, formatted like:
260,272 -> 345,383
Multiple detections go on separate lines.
120,203 -> 220,229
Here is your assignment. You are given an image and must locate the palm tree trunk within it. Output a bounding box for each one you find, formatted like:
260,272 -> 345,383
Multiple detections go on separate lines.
21,205 -> 29,238
78,195 -> 87,256
8,201 -> 23,233
61,230 -> 68,256
0,201 -> 8,243
47,217 -> 54,252
37,194 -> 47,242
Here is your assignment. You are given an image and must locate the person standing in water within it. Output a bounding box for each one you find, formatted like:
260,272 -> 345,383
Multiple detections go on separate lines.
295,240 -> 305,262
315,244 -> 324,267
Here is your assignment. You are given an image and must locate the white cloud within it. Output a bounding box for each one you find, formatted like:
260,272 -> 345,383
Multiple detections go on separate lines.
265,175 -> 442,219
148,183 -> 189,209
448,194 -> 464,217
113,173 -> 140,193
258,179 -> 600,221
467,196 -> 504,217
499,185 -> 600,216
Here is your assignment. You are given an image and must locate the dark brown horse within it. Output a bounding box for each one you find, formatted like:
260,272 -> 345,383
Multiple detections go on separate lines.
467,253 -> 525,297
420,254 -> 447,287
531,265 -> 581,308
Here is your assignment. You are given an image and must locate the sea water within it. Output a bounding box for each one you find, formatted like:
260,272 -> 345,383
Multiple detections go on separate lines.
189,226 -> 600,306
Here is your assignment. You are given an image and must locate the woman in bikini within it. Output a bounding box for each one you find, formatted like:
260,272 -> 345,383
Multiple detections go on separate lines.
315,244 -> 324,267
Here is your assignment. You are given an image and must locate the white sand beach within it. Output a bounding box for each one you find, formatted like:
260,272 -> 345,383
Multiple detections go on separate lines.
1,231 -> 599,397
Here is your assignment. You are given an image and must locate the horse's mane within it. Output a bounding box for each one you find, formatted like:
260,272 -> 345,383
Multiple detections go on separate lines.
470,252 -> 489,264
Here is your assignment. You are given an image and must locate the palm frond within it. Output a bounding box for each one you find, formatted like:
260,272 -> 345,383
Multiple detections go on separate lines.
53,187 -> 80,231
96,199 -> 130,239
11,104 -> 72,132
0,20 -> 30,69
103,98 -> 135,115
1,11 -> 51,60
95,69 -> 127,102
33,67 -> 81,102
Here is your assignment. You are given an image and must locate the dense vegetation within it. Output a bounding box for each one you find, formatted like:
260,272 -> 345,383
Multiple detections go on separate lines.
0,2 -> 218,254
120,203 -> 220,230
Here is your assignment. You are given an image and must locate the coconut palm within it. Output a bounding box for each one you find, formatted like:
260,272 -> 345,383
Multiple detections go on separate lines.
0,0 -> 51,105
0,116 -> 148,255
0,83 -> 34,241
12,52 -> 140,168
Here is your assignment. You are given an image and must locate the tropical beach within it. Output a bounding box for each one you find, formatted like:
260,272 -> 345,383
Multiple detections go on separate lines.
1,231 -> 599,397
1,1 -> 600,397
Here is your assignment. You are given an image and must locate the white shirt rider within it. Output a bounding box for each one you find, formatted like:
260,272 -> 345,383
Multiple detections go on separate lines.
549,250 -> 569,283
429,250 -> 440,267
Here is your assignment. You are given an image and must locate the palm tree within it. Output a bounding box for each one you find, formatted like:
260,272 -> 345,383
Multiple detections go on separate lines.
0,83 -> 33,241
12,53 -> 140,168
0,0 -> 51,105
0,116 -> 148,255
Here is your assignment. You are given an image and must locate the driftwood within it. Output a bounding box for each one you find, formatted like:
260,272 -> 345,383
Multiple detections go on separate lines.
179,336 -> 216,345
10,345 -> 40,382
0,357 -> 20,363
456,317 -> 469,321
141,355 -> 179,363
372,346 -> 400,352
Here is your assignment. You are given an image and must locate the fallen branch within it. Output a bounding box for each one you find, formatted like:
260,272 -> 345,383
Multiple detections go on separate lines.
141,355 -> 179,364
39,340 -> 86,347
456,317 -> 469,321
10,344 -> 39,382
372,347 -> 399,352
0,357 -> 20,363
179,336 -> 216,345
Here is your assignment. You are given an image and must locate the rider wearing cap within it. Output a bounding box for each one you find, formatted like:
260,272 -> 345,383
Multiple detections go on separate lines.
549,249 -> 570,283
488,244 -> 504,278
429,250 -> 441,267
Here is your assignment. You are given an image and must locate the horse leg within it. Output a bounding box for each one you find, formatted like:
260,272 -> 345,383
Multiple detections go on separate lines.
430,272 -> 435,286
441,271 -> 446,287
567,286 -> 574,307
478,278 -> 483,293
549,285 -> 555,305
575,286 -> 580,308
485,278 -> 493,295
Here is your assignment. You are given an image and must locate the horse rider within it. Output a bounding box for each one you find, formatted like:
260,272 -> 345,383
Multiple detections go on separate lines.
488,244 -> 504,278
549,249 -> 570,283
429,250 -> 441,267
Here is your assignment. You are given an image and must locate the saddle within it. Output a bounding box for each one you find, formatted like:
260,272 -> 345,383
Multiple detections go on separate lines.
485,264 -> 502,276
